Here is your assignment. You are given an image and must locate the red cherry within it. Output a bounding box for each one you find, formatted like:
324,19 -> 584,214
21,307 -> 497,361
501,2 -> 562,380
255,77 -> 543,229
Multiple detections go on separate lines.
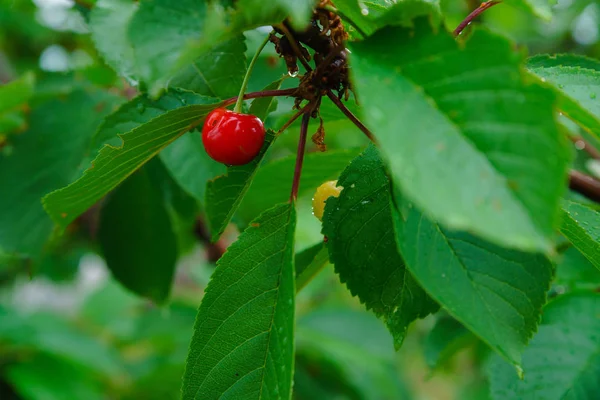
201,108 -> 266,166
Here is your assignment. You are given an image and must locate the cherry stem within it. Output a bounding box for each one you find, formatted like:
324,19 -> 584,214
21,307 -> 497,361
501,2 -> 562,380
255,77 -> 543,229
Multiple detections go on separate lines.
290,111 -> 312,202
234,32 -> 272,113
454,1 -> 501,37
318,5 -> 368,39
277,23 -> 313,72
570,136 -> 600,160
326,90 -> 376,142
278,103 -> 312,134
222,88 -> 297,108
569,170 -> 600,203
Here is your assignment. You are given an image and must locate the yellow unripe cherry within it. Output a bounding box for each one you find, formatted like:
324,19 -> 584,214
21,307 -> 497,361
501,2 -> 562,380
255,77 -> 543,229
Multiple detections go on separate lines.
312,180 -> 343,221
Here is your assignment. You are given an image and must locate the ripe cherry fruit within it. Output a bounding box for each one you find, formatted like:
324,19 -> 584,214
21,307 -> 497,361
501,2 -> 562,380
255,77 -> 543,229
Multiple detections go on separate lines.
202,108 -> 266,165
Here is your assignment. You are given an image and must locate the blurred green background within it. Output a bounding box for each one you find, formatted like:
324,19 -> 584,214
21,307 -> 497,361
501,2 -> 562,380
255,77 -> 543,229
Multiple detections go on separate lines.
2,0 -> 600,399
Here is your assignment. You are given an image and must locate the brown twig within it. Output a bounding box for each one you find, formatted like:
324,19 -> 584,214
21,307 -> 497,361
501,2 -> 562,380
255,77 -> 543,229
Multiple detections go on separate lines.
290,112 -> 312,201
221,88 -> 298,108
570,136 -> 600,160
569,170 -> 600,203
454,1 -> 501,37
326,90 -> 376,142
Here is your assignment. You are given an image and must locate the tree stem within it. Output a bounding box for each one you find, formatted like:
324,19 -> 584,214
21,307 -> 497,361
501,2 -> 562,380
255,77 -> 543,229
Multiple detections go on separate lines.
278,103 -> 312,134
234,32 -> 272,113
222,88 -> 297,108
326,90 -> 376,142
454,1 -> 501,37
569,170 -> 600,203
290,112 -> 312,202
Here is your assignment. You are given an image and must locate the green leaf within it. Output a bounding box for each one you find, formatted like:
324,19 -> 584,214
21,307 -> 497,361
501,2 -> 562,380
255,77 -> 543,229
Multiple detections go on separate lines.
5,354 -> 105,400
560,199 -> 600,271
42,93 -> 219,230
0,71 -> 35,112
323,145 -> 438,348
393,188 -> 554,367
424,315 -> 476,370
349,21 -> 569,253
0,89 -> 120,256
555,247 -> 600,290
128,0 -> 206,91
177,1 -> 312,79
249,79 -> 283,121
98,164 -> 178,303
182,203 -> 296,400
0,71 -> 35,136
205,130 -> 277,241
296,309 -> 411,400
295,242 -> 329,292
169,36 -> 247,98
89,0 -> 138,77
487,292 -> 600,399
527,54 -> 600,140
159,131 -> 226,205
91,88 -> 215,151
504,0 -> 555,21
237,148 -> 362,225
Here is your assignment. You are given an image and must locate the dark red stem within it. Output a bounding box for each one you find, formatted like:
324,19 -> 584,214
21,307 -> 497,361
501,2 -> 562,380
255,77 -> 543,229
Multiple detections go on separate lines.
569,170 -> 600,203
326,90 -> 376,142
290,112 -> 311,201
222,88 -> 297,108
278,103 -> 313,134
571,136 -> 600,160
454,1 -> 501,37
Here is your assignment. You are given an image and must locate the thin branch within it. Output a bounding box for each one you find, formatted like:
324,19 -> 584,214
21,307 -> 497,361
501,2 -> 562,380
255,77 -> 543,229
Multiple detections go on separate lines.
326,90 -> 376,142
290,112 -> 312,202
454,1 -> 501,37
569,170 -> 600,203
276,23 -> 313,72
571,136 -> 600,160
221,88 -> 297,108
277,103 -> 313,134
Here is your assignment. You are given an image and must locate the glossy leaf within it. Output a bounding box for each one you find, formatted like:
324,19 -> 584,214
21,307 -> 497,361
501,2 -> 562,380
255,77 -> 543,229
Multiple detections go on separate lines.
182,203 -> 296,400
0,89 -> 120,255
237,148 -> 362,224
349,21 -> 568,253
295,242 -> 329,292
205,130 -> 277,241
89,0 -> 138,77
98,165 -> 178,303
159,131 -> 226,204
43,93 -> 220,230
393,188 -> 554,367
323,145 -> 438,347
560,199 -> 600,271
528,54 -> 600,139
424,315 -> 476,370
169,36 -> 247,98
487,292 -> 600,399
